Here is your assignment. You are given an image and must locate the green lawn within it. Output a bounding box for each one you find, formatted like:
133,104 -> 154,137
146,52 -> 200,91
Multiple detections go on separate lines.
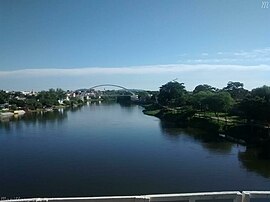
143,109 -> 161,116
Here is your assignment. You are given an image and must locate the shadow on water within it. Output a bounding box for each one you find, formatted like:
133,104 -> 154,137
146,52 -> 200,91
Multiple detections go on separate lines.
159,119 -> 270,178
238,146 -> 270,178
159,120 -> 234,155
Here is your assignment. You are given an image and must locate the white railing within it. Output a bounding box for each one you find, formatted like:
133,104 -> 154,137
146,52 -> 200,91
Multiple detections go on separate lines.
1,196 -> 148,202
147,191 -> 242,202
1,191 -> 270,202
242,191 -> 270,202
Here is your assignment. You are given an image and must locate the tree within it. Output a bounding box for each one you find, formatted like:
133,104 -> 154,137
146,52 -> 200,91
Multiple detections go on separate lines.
9,98 -> 26,108
193,84 -> 217,94
191,91 -> 214,115
251,85 -> 270,103
223,81 -> 248,100
224,81 -> 244,90
157,81 -> 187,107
56,88 -> 66,100
206,92 -> 234,119
25,98 -> 40,110
239,96 -> 265,121
37,90 -> 59,107
0,90 -> 8,104
137,91 -> 151,103
239,86 -> 270,124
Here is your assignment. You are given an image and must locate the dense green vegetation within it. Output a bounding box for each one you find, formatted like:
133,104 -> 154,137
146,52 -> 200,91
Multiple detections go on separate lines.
143,81 -> 270,152
149,81 -> 270,125
0,88 -> 84,111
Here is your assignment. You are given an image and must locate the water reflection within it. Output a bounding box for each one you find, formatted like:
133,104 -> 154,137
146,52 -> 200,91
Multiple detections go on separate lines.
159,120 -> 234,155
239,147 -> 270,178
159,119 -> 270,178
0,109 -> 68,132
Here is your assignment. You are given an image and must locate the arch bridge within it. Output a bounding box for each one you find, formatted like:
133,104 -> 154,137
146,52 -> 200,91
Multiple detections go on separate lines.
87,84 -> 135,96
79,84 -> 139,101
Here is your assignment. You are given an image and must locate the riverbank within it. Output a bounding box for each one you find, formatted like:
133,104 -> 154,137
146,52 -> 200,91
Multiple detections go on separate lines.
142,104 -> 270,148
0,102 -> 87,121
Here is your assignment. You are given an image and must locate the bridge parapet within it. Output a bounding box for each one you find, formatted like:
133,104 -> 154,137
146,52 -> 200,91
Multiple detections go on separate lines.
242,191 -> 270,202
4,191 -> 270,202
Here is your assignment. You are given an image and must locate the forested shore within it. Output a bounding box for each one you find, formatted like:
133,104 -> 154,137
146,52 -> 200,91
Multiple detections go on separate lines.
142,81 -> 270,159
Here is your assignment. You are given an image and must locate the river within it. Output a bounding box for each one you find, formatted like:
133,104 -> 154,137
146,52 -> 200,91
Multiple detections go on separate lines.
0,102 -> 270,198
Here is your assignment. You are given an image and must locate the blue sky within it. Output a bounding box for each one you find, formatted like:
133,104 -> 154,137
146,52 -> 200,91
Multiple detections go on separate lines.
0,0 -> 270,91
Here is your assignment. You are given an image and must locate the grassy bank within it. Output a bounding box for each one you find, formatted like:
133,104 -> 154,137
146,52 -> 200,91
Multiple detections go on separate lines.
142,104 -> 270,146
142,109 -> 161,116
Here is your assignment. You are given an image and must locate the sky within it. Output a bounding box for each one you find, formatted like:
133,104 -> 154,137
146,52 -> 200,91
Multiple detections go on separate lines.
0,0 -> 270,91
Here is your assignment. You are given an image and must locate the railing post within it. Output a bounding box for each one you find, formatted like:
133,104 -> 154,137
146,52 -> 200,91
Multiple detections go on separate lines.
242,192 -> 250,202
233,194 -> 242,202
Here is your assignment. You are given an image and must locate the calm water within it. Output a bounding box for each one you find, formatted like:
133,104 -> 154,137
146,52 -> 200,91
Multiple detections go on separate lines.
1,103 -> 270,198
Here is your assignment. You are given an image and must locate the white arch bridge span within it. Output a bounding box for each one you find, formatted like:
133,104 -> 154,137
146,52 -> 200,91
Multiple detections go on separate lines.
79,84 -> 139,101
88,84 -> 136,96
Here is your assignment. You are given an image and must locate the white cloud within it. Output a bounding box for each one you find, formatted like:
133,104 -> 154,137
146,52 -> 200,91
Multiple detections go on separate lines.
179,47 -> 270,65
1,48 -> 270,90
201,53 -> 209,56
1,64 -> 269,91
178,53 -> 187,57
0,64 -> 269,78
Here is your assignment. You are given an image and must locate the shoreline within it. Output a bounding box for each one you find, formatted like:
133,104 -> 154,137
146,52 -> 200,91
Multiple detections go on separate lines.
142,105 -> 270,148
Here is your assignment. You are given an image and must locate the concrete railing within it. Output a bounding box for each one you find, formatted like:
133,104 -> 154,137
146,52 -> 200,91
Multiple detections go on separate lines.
147,191 -> 242,202
2,191 -> 270,202
242,191 -> 270,202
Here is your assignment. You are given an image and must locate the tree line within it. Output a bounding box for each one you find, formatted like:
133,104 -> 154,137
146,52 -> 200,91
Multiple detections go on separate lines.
0,88 -> 82,110
156,81 -> 270,125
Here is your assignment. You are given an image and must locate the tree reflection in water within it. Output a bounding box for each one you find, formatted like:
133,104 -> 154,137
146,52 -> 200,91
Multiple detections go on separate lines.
159,120 -> 234,155
0,109 -> 68,132
238,147 -> 270,178
159,119 -> 270,179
